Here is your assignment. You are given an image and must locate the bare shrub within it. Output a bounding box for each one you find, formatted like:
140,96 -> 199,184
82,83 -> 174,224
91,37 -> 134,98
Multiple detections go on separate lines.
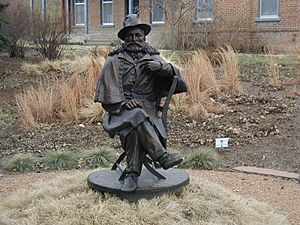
0,1 -> 31,57
16,84 -> 57,130
31,12 -> 67,60
141,0 -> 194,50
265,48 -> 283,89
218,46 -> 242,93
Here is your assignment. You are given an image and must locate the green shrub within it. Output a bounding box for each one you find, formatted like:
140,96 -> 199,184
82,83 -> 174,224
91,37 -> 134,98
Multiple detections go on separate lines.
43,151 -> 77,170
83,147 -> 117,168
181,148 -> 219,170
0,35 -> 11,51
4,154 -> 37,172
0,104 -> 15,127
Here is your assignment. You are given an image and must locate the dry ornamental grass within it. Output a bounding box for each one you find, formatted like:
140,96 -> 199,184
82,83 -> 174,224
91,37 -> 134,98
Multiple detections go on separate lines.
17,56 -> 105,130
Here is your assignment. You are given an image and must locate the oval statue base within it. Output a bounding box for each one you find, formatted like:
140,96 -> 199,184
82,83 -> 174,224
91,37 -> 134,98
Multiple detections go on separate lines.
87,168 -> 189,202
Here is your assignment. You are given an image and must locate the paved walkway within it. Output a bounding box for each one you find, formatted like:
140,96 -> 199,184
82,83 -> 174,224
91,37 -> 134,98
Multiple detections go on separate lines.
234,166 -> 299,180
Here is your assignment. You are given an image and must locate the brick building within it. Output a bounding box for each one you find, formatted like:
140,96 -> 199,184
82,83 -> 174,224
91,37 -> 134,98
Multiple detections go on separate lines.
12,0 -> 300,52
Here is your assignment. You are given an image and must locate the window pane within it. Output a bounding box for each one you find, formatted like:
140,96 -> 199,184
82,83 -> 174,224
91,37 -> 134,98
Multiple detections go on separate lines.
152,1 -> 164,22
75,5 -> 84,24
75,0 -> 84,4
126,0 -> 139,15
103,2 -> 113,24
196,0 -> 213,19
261,0 -> 278,16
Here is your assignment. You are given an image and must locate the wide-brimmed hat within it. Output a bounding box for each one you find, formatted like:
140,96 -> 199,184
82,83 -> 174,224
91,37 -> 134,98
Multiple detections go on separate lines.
118,14 -> 151,41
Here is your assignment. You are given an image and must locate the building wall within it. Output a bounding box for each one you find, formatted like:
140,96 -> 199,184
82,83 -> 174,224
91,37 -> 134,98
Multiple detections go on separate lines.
66,0 -> 300,52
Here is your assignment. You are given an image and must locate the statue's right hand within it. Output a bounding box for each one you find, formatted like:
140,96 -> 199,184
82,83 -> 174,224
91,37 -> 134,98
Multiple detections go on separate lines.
125,99 -> 140,109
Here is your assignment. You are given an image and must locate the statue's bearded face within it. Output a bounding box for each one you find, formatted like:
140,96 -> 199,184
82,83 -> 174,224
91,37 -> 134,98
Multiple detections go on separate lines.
124,28 -> 145,43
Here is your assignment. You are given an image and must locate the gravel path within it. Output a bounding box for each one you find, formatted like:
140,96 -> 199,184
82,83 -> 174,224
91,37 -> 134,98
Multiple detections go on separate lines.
0,170 -> 299,225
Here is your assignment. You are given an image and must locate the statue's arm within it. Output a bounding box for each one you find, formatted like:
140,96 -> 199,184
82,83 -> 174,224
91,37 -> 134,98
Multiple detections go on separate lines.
102,102 -> 124,115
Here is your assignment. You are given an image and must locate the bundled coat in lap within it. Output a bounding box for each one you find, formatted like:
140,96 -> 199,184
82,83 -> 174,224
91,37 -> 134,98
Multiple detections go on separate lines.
94,46 -> 187,175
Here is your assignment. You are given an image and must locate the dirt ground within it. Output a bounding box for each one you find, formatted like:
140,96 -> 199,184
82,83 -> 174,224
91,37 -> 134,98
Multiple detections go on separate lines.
0,51 -> 299,173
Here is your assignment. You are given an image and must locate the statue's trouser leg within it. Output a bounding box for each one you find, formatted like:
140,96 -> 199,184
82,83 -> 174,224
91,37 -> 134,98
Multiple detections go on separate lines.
120,127 -> 145,176
136,120 -> 167,161
120,119 -> 167,176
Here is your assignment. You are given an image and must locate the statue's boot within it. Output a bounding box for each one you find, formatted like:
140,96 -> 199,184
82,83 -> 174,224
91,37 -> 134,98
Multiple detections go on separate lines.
121,173 -> 138,192
158,153 -> 183,170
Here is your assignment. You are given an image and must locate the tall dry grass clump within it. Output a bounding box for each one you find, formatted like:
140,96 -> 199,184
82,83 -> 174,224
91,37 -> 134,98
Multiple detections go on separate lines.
181,50 -> 222,118
16,84 -> 57,130
57,57 -> 102,123
17,56 -> 105,129
0,170 -> 290,225
265,49 -> 283,89
218,46 -> 242,93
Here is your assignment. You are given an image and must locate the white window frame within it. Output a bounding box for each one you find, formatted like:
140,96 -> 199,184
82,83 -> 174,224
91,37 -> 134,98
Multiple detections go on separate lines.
196,0 -> 213,22
102,0 -> 114,26
74,0 -> 85,26
259,0 -> 279,19
151,0 -> 164,24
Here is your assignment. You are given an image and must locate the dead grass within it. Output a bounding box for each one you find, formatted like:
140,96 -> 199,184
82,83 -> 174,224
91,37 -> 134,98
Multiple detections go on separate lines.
265,49 -> 284,89
79,98 -> 105,124
181,50 -> 223,118
218,46 -> 242,93
0,170 -> 290,225
16,84 -> 57,130
17,56 -> 104,129
22,56 -> 105,76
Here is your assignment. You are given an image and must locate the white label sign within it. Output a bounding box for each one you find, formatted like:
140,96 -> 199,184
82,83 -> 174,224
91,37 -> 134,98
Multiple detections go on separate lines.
215,138 -> 229,148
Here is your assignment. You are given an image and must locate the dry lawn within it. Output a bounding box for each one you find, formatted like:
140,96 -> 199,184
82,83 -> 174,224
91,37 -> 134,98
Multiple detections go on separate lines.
0,170 -> 290,225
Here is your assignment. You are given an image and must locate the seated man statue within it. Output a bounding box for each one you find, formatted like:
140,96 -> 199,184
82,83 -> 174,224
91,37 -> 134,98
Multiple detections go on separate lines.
94,14 -> 187,192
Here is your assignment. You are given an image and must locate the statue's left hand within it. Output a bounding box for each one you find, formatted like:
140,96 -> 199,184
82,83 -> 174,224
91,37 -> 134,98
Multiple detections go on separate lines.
140,61 -> 162,72
125,99 -> 140,109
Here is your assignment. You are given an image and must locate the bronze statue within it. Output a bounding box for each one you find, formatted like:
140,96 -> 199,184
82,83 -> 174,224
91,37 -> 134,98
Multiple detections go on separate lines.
95,14 -> 187,192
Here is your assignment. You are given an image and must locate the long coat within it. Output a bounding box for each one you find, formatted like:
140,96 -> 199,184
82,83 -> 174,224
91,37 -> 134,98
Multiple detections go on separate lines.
94,50 -> 187,142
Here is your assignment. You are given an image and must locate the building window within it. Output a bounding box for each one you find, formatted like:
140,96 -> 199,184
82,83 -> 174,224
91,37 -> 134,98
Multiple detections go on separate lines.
196,0 -> 213,21
151,0 -> 164,24
102,0 -> 113,25
74,0 -> 85,26
260,0 -> 279,18
126,0 -> 139,15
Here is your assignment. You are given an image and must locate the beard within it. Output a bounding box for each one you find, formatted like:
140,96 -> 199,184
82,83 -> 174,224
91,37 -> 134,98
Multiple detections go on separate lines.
123,42 -> 147,53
